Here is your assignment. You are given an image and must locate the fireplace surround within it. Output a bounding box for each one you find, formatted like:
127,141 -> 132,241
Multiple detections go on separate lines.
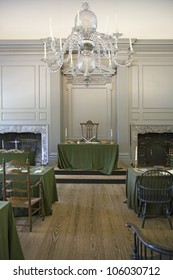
0,125 -> 48,165
131,125 -> 173,167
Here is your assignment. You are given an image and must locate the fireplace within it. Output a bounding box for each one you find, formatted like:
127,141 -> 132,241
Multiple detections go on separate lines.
131,125 -> 173,167
0,125 -> 48,165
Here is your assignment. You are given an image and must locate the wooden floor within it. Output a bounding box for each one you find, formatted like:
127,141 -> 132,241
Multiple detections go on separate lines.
18,182 -> 173,260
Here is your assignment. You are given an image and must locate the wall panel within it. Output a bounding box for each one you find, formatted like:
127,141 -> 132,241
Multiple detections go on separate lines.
142,65 -> 173,108
1,65 -> 35,109
66,85 -> 112,140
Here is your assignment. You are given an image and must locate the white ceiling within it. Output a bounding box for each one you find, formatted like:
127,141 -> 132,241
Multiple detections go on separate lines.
1,0 -> 173,40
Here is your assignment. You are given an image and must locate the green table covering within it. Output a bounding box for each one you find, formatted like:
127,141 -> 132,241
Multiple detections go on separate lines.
0,201 -> 24,260
30,166 -> 58,215
126,168 -> 173,216
0,166 -> 58,216
0,150 -> 35,165
58,143 -> 119,175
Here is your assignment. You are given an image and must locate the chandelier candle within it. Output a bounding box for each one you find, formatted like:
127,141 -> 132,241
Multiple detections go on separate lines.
49,17 -> 54,40
44,42 -> 47,59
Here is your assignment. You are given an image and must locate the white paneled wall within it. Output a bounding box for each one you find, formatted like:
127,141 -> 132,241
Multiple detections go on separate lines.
0,57 -> 50,124
130,61 -> 173,125
64,84 -> 114,140
1,40 -> 173,164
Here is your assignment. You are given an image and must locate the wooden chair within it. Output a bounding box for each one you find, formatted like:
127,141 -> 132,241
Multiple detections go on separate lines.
137,169 -> 173,229
2,159 -> 44,232
126,222 -> 173,259
80,120 -> 99,141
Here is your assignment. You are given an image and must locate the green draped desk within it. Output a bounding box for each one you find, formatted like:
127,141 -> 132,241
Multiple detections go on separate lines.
0,201 -> 24,260
126,167 -> 173,216
0,150 -> 35,165
58,143 -> 119,175
0,166 -> 58,216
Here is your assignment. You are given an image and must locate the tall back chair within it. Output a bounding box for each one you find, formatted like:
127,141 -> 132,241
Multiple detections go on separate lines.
80,120 -> 99,141
137,169 -> 173,229
126,222 -> 173,260
2,159 -> 44,232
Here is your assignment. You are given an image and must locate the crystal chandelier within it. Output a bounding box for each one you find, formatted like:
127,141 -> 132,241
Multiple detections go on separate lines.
41,0 -> 133,85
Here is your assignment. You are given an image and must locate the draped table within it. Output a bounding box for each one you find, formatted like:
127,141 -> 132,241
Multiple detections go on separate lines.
0,150 -> 35,165
29,166 -> 58,215
58,143 -> 119,175
0,201 -> 24,260
0,166 -> 58,216
126,167 -> 173,216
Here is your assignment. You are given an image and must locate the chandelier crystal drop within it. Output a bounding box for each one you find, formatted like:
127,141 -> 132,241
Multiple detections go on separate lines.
41,0 -> 134,84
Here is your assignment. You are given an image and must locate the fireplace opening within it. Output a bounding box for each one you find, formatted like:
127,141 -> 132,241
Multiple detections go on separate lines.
0,132 -> 42,165
138,132 -> 173,167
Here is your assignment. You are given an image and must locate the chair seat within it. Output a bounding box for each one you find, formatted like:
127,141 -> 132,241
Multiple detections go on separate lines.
8,197 -> 42,207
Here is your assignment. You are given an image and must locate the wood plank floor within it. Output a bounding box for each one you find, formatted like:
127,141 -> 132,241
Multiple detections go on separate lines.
18,182 -> 173,260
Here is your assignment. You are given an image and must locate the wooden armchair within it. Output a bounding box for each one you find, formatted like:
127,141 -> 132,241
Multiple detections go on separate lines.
80,120 -> 99,141
126,222 -> 173,259
2,159 -> 44,232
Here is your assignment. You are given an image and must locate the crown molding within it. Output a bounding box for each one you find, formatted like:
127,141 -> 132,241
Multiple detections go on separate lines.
0,39 -> 42,54
0,39 -> 173,55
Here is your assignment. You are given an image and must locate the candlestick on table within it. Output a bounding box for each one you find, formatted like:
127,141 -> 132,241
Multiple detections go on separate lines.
1,140 -> 4,149
135,146 -> 138,167
15,139 -> 18,149
42,147 -> 44,162
41,147 -> 44,169
111,129 -> 113,138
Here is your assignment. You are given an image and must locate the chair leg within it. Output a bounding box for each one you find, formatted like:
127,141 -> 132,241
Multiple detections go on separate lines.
138,201 -> 142,217
41,199 -> 45,221
28,208 -> 32,232
165,204 -> 172,230
141,203 -> 147,228
167,216 -> 173,230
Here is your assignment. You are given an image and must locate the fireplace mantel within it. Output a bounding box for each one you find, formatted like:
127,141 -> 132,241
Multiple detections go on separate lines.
0,125 -> 48,165
131,124 -> 173,165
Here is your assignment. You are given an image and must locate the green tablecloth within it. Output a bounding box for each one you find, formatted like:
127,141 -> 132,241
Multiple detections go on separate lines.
126,168 -> 141,213
30,166 -> 58,215
0,166 -> 58,216
58,143 -> 119,175
0,151 -> 35,165
0,201 -> 24,260
126,168 -> 173,216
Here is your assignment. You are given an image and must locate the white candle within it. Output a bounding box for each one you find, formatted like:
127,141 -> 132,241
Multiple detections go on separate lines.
115,14 -> 118,33
60,37 -> 62,51
108,51 -> 111,66
70,54 -> 73,65
49,17 -> 54,40
111,129 -> 113,138
106,15 -> 109,34
44,42 -> 47,59
65,128 -> 67,138
42,147 -> 44,162
2,140 -> 4,149
14,139 -> 17,150
77,10 -> 80,26
135,146 -> 137,161
129,38 -> 133,51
